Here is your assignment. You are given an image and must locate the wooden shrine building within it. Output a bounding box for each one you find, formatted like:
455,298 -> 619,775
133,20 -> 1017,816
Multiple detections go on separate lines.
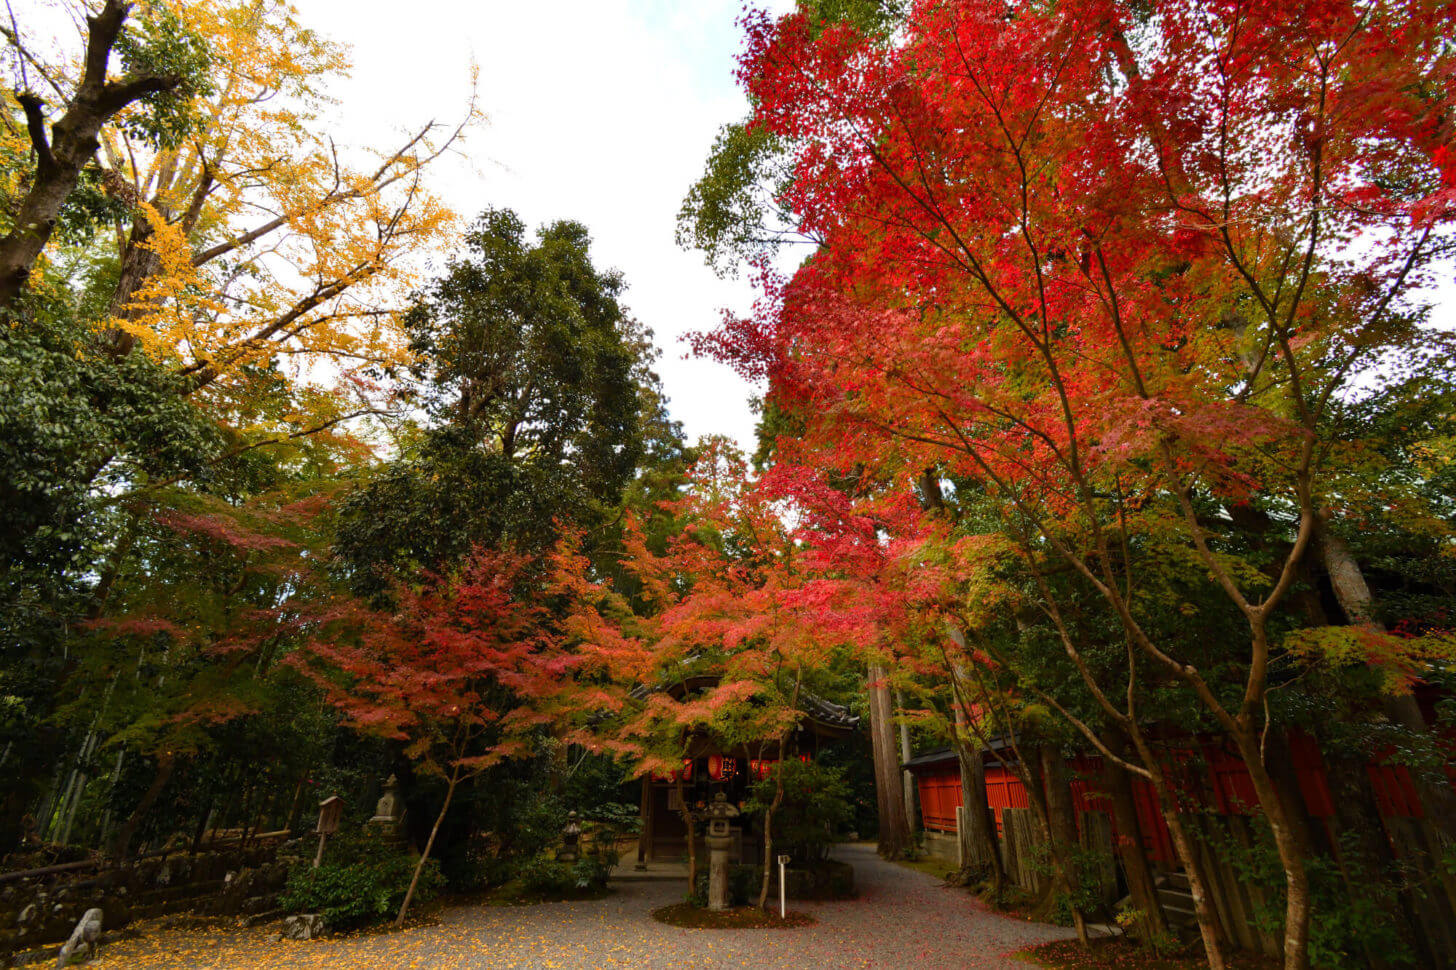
634,681 -> 858,866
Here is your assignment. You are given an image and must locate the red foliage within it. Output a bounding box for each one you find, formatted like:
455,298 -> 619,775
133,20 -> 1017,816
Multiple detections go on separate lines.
298,548 -> 566,773
705,0 -> 1454,524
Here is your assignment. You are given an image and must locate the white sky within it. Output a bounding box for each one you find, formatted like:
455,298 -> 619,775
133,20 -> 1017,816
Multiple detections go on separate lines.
305,0 -> 796,452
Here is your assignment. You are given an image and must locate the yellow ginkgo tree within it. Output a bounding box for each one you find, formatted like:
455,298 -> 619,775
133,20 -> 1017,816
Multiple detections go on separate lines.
6,0 -> 478,453
97,0 -> 476,407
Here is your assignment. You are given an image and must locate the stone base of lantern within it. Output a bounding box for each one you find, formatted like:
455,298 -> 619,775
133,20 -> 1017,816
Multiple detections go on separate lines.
705,833 -> 733,912
366,817 -> 407,850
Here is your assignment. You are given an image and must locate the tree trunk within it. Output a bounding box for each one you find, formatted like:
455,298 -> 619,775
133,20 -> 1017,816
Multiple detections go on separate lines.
234,782 -> 257,849
1230,727 -> 1312,970
190,800 -> 213,856
1324,748 -> 1437,970
396,769 -> 457,928
1127,732 -> 1227,970
108,751 -> 175,860
1265,732 -> 1325,858
636,776 -> 650,867
1321,530 -> 1456,844
1041,746 -> 1090,944
896,689 -> 919,834
0,1 -> 179,309
867,663 -> 909,858
756,749 -> 787,910
1101,736 -> 1168,941
100,216 -> 162,357
954,729 -> 1004,892
675,774 -> 698,888
285,773 -> 308,835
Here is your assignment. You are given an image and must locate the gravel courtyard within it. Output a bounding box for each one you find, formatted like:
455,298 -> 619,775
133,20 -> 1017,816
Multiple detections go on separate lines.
102,843 -> 1074,969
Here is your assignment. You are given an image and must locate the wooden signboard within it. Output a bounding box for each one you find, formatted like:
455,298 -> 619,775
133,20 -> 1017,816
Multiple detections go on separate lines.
314,795 -> 343,867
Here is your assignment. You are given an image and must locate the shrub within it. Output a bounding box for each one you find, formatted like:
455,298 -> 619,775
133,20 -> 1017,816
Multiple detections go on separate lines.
746,758 -> 853,866
583,801 -> 641,833
279,834 -> 444,930
515,853 -> 614,898
688,863 -> 760,908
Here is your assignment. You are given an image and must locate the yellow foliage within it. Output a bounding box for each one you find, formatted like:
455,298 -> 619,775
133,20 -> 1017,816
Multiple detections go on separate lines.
77,0 -> 480,431
1283,624 -> 1456,695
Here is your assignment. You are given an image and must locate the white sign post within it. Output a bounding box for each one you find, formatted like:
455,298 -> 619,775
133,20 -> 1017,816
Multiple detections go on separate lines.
777,853 -> 790,919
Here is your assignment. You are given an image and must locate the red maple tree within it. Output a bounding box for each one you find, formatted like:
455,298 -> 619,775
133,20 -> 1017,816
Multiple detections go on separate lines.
702,2 -> 1456,966
299,548 -> 566,926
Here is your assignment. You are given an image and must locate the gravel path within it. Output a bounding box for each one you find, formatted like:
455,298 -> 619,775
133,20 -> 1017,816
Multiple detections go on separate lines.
102,843 -> 1074,969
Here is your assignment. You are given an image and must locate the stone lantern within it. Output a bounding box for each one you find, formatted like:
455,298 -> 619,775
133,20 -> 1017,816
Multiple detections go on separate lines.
558,811 -> 582,863
703,792 -> 740,912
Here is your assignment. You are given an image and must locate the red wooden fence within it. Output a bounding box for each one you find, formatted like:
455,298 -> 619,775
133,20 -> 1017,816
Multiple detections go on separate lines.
918,769 -> 961,832
911,732 -> 1448,869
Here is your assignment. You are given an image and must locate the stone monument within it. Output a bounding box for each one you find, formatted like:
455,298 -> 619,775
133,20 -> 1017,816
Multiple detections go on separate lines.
703,792 -> 740,912
55,907 -> 102,967
369,776 -> 404,827
367,775 -> 406,848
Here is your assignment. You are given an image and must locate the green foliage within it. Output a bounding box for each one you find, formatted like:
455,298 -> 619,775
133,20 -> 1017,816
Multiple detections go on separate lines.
677,120 -> 798,276
1114,905 -> 1178,955
746,758 -> 853,866
582,802 -> 640,833
0,302 -> 219,577
676,1 -> 908,277
1209,821 -> 1415,970
1024,842 -> 1108,927
514,853 -> 614,898
799,0 -> 907,35
335,208 -> 672,593
280,834 -> 444,930
562,751 -> 638,832
436,744 -> 634,892
0,298 -> 226,848
112,1 -> 215,147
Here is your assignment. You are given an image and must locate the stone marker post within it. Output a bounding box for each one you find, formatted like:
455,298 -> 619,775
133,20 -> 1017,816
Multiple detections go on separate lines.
703,792 -> 740,912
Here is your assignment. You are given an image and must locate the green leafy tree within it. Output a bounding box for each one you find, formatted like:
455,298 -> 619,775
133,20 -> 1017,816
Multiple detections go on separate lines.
746,758 -> 852,866
335,208 -> 668,592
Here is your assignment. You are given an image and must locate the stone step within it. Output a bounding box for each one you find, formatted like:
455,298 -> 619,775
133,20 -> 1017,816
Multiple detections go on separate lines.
1152,870 -> 1198,932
